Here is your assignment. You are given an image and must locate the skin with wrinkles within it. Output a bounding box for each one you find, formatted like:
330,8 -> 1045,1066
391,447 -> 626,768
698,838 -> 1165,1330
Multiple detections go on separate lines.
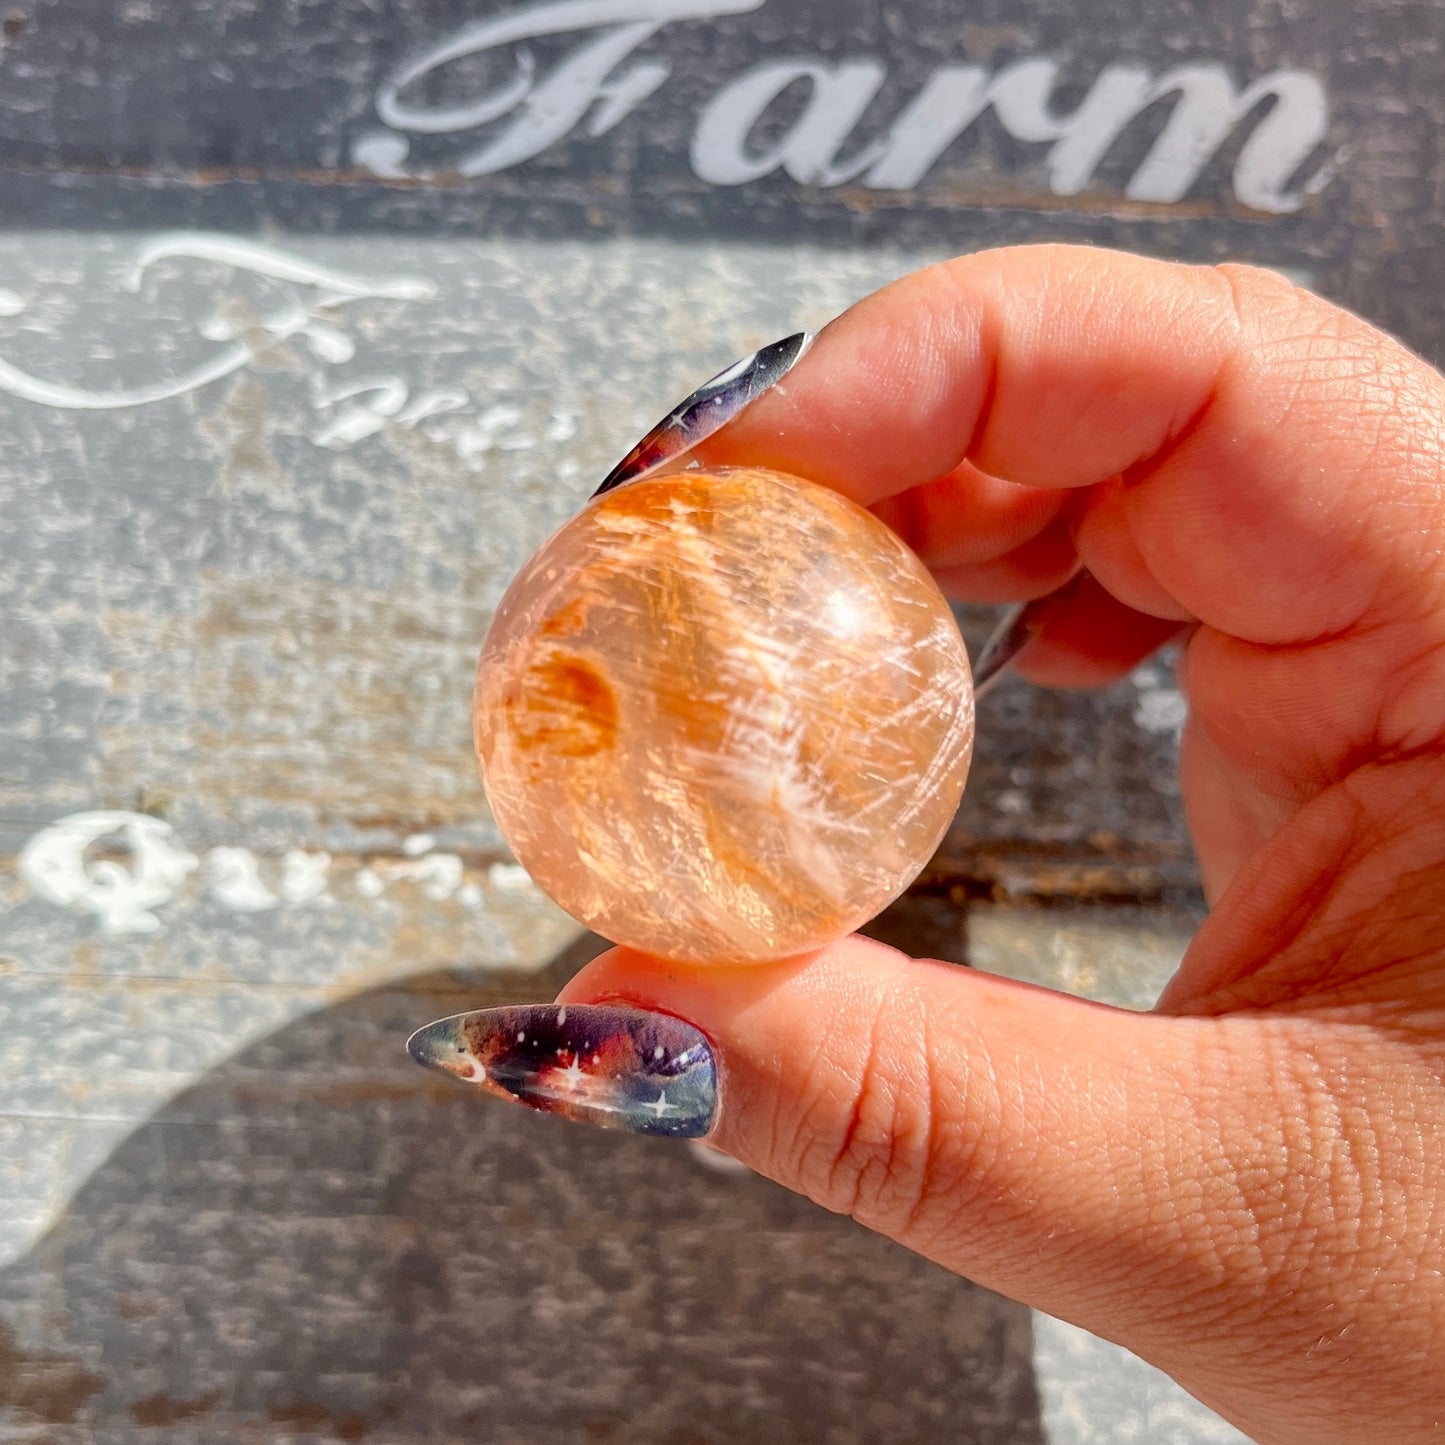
552,248 -> 1445,1444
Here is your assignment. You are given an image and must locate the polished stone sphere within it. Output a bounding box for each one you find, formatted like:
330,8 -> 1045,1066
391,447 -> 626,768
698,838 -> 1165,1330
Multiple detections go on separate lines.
474,467 -> 974,964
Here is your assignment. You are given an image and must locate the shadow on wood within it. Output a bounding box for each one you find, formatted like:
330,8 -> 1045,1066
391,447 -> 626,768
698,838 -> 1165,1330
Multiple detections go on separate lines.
0,931 -> 1043,1444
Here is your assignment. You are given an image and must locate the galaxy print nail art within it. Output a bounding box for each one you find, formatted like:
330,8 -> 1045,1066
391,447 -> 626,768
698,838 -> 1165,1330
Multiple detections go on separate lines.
406,1004 -> 717,1139
593,331 -> 814,496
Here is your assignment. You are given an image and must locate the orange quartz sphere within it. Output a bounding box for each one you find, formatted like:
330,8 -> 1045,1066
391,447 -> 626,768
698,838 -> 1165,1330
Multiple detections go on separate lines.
474,466 -> 975,964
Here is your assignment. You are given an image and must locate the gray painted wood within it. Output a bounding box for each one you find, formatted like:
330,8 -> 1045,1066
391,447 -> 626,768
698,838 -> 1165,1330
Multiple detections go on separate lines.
4,0 -> 1433,1437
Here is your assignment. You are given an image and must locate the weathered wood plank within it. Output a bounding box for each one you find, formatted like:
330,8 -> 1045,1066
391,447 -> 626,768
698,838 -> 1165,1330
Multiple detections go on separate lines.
4,1 -> 1437,1438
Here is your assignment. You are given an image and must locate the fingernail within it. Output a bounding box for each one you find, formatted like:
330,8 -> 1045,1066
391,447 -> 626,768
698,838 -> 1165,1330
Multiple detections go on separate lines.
406,1003 -> 717,1139
593,331 -> 814,496
972,569 -> 1090,697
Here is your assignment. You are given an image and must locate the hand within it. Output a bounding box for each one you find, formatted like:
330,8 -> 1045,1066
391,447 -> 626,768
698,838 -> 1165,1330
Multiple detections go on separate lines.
559,246 -> 1445,1443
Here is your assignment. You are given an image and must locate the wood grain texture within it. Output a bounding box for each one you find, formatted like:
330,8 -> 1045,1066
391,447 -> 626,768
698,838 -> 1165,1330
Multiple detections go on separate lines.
6,0 -> 1433,1436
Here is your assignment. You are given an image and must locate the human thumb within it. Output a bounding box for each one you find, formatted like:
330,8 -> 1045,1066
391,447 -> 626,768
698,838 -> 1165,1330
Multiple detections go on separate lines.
557,935 -> 1202,1303
544,933 -> 1392,1442
413,924 -> 1439,1433
406,922 -> 1435,1439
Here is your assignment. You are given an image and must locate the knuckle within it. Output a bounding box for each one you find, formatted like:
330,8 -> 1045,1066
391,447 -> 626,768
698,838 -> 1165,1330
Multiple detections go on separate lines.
785,989 -> 973,1241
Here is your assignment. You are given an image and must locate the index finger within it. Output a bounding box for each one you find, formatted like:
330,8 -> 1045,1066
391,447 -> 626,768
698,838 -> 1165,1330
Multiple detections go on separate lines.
694,244 -> 1445,651
697,246 -> 1228,501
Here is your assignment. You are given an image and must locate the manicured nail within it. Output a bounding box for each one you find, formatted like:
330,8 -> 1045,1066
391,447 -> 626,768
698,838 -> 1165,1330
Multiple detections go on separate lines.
406,1003 -> 717,1139
972,569 -> 1090,697
593,331 -> 814,496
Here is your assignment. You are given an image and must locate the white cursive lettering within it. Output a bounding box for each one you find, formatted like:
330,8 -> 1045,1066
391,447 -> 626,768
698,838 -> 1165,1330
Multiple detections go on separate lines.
716,55 -> 1330,213
691,59 -> 887,185
0,234 -> 438,413
358,0 -> 1336,213
359,0 -> 764,179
